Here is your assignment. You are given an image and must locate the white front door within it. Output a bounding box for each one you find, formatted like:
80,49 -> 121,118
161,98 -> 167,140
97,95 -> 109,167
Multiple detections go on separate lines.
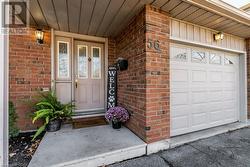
74,41 -> 104,111
170,44 -> 239,136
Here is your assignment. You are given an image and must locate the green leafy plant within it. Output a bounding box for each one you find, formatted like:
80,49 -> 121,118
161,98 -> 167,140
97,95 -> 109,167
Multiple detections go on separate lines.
9,101 -> 19,138
32,91 -> 74,140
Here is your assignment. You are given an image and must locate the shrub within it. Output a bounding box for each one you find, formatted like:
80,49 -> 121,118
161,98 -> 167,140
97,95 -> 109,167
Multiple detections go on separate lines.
9,101 -> 19,138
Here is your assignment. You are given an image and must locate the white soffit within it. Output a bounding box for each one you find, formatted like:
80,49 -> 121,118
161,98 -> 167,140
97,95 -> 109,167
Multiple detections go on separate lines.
24,0 -> 250,38
152,0 -> 250,38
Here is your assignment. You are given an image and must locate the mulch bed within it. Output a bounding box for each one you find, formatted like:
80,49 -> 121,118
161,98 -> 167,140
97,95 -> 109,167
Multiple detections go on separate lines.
9,132 -> 45,167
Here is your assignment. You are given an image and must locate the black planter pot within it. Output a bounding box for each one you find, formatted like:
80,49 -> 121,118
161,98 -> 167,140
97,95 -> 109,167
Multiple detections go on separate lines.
112,121 -> 122,129
46,119 -> 61,132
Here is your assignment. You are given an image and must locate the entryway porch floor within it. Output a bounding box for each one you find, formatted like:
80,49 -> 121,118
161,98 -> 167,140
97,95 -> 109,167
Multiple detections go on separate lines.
28,124 -> 146,167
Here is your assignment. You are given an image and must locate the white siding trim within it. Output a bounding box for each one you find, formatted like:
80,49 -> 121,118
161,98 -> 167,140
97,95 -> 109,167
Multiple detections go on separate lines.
170,37 -> 246,54
170,18 -> 246,53
0,17 -> 8,166
239,53 -> 248,122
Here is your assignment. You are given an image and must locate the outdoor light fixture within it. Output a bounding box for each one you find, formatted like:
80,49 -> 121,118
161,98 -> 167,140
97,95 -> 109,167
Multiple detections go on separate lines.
214,32 -> 224,41
35,29 -> 44,44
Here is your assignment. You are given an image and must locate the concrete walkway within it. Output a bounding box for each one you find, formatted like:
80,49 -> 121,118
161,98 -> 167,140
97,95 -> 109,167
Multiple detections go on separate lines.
29,125 -> 146,167
110,127 -> 250,167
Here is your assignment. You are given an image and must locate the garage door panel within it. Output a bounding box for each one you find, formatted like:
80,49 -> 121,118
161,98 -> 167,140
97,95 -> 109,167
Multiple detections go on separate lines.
192,103 -> 209,113
170,46 -> 188,61
171,87 -> 189,92
224,72 -> 235,82
223,83 -> 235,90
210,110 -> 224,122
171,92 -> 189,106
224,110 -> 236,121
210,71 -> 222,82
192,70 -> 207,82
223,101 -> 236,109
171,69 -> 189,82
223,91 -> 235,100
192,91 -> 208,104
170,44 -> 239,136
171,116 -> 189,130
191,113 -> 207,126
208,90 -> 223,102
190,86 -> 208,91
208,102 -> 223,111
171,106 -> 189,117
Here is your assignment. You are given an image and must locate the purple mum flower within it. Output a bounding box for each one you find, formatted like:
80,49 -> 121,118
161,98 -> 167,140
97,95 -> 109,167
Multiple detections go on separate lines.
105,106 -> 129,123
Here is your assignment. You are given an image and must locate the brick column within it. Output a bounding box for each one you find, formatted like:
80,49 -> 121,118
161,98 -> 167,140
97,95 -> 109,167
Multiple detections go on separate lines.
145,6 -> 170,143
116,5 -> 170,143
246,38 -> 250,118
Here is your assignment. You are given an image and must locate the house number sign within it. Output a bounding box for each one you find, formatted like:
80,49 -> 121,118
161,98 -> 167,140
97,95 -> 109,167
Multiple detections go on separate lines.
147,39 -> 160,51
107,66 -> 117,110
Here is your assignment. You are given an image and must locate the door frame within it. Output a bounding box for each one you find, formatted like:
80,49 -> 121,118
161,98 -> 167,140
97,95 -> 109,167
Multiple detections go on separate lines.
52,29 -> 109,113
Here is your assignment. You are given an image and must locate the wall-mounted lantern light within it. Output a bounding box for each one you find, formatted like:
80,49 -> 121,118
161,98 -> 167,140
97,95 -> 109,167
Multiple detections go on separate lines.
35,29 -> 44,44
214,32 -> 224,41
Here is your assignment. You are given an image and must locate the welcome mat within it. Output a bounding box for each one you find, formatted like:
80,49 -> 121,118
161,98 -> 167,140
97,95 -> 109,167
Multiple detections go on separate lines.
72,116 -> 108,129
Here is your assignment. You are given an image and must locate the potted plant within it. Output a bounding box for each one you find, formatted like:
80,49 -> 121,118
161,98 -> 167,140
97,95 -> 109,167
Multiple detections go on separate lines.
32,91 -> 74,140
105,106 -> 129,129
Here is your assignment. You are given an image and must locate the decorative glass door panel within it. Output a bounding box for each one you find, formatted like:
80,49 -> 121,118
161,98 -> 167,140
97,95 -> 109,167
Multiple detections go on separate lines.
92,47 -> 101,79
58,41 -> 70,78
78,45 -> 88,78
74,41 -> 104,111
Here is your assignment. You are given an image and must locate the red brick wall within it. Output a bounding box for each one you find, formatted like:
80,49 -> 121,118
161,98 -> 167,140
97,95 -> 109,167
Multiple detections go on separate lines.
247,38 -> 250,118
108,39 -> 116,66
9,28 -> 51,131
145,6 -> 170,143
116,5 -> 170,143
116,7 -> 147,141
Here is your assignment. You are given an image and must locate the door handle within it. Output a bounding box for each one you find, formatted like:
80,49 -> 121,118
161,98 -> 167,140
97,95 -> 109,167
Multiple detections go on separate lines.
75,79 -> 78,88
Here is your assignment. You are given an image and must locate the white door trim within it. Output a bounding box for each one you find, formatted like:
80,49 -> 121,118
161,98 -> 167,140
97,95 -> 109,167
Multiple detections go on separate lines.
54,30 -> 106,43
51,30 -> 108,113
51,28 -> 55,91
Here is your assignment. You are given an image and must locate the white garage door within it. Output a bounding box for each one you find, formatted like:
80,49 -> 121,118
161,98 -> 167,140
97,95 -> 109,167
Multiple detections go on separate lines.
170,44 -> 239,136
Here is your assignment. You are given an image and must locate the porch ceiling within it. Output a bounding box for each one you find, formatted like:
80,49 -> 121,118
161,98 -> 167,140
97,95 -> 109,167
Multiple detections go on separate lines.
26,0 -> 250,38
